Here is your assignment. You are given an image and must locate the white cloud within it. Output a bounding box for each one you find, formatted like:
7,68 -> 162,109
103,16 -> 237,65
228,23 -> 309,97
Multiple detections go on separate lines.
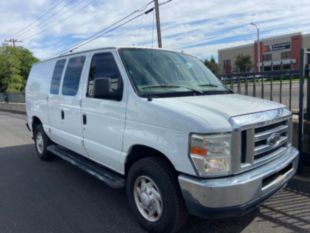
1,0 -> 310,60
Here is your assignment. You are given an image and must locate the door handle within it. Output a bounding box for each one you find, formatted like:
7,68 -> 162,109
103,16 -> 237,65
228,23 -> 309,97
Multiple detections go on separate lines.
61,110 -> 65,120
83,114 -> 87,125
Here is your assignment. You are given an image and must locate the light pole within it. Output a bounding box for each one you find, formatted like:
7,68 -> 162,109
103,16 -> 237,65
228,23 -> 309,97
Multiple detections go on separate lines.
250,23 -> 260,72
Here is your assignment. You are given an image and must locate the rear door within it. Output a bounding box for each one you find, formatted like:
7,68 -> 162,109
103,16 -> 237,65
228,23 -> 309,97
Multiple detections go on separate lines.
57,55 -> 87,155
48,59 -> 66,142
81,51 -> 126,172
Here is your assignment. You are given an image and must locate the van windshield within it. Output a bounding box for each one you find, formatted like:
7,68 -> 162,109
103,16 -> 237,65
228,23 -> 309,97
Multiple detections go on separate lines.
119,48 -> 231,98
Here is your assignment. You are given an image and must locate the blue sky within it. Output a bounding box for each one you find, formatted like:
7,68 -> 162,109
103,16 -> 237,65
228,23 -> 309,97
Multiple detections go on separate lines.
1,0 -> 310,60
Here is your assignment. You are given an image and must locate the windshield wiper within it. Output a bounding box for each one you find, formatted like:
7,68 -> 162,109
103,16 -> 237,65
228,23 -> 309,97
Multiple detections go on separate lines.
141,84 -> 203,94
198,83 -> 219,87
198,83 -> 233,93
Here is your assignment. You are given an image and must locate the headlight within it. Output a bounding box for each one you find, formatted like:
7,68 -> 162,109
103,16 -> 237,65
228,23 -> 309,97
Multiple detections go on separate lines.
190,133 -> 231,177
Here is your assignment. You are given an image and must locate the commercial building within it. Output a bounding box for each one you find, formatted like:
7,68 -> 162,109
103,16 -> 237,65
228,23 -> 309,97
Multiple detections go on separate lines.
218,32 -> 310,75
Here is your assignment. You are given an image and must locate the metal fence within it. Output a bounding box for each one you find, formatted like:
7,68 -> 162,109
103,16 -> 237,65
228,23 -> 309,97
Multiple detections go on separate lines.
0,92 -> 25,103
220,70 -> 301,112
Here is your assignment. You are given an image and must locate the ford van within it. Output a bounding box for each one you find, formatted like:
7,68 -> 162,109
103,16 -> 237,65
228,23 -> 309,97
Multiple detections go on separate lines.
26,47 -> 299,233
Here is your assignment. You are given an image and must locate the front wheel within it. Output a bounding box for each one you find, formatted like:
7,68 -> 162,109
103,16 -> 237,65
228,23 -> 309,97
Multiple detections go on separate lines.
127,157 -> 188,233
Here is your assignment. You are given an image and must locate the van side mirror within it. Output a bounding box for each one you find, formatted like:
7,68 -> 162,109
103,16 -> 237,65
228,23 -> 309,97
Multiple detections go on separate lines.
93,77 -> 122,101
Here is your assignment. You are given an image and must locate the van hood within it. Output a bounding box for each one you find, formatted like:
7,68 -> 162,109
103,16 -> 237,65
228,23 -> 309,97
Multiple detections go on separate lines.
154,94 -> 285,121
128,93 -> 286,133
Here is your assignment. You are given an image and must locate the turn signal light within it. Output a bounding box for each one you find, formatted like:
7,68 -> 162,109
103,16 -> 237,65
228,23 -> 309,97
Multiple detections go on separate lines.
191,147 -> 207,156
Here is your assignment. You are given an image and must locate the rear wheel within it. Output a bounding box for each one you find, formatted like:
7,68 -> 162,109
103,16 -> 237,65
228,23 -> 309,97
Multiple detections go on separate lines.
127,157 -> 188,233
34,125 -> 54,161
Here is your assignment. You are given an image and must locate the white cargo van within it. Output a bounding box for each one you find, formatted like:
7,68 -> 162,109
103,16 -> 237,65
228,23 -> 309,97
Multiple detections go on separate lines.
26,47 -> 299,233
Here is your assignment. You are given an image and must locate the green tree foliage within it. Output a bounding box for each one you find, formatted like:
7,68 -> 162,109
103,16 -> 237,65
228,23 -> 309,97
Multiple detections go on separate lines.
234,54 -> 252,73
0,46 -> 38,92
203,57 -> 218,75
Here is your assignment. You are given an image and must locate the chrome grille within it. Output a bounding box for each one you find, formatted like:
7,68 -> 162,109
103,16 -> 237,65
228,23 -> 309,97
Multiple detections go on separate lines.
239,118 -> 291,170
253,120 -> 288,161
230,108 -> 292,173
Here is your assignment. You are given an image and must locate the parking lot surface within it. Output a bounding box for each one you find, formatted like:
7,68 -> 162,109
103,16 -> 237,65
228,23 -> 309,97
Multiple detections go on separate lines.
0,111 -> 309,233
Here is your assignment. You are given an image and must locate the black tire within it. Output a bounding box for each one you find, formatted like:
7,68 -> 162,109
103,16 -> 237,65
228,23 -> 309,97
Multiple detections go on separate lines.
34,125 -> 54,161
127,157 -> 188,233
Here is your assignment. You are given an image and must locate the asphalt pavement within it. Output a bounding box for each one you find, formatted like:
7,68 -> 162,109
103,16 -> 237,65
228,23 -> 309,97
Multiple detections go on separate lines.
0,111 -> 309,233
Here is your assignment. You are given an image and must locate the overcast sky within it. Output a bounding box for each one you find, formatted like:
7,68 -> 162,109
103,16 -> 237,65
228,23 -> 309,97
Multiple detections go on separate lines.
1,0 -> 310,60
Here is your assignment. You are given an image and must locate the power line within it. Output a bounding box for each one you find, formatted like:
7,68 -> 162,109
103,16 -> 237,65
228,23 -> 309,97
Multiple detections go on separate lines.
41,4 -> 150,53
70,11 -> 153,52
14,0 -> 65,37
21,0 -> 88,40
19,0 -> 82,39
21,0 -> 90,40
56,1 -> 154,55
58,12 -> 152,55
48,1 -> 154,50
57,0 -> 172,55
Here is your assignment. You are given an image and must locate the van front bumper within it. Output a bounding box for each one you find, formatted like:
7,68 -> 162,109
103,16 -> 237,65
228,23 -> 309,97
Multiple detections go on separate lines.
178,146 -> 299,219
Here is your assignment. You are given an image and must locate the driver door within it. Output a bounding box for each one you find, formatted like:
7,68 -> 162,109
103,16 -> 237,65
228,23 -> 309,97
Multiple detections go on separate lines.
81,51 -> 126,172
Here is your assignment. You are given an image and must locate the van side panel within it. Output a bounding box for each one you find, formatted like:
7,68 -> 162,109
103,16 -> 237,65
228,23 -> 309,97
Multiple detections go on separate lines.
26,60 -> 56,132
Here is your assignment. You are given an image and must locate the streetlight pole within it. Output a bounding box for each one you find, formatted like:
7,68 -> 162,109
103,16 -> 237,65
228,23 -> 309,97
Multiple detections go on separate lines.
250,23 -> 260,72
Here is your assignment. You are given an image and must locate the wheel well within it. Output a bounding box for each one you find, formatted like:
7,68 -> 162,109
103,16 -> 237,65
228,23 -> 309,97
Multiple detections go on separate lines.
125,145 -> 176,176
32,116 -> 42,135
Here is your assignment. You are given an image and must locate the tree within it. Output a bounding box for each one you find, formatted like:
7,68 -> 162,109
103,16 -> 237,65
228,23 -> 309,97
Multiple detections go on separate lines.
0,46 -> 38,92
234,54 -> 252,73
203,57 -> 218,75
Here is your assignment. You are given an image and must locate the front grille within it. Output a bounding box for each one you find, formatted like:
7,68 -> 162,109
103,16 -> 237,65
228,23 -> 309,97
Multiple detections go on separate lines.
240,119 -> 290,167
253,120 -> 288,161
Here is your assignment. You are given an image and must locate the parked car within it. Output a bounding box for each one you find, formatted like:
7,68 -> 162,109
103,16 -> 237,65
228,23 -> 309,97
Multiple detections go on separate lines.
26,47 -> 299,233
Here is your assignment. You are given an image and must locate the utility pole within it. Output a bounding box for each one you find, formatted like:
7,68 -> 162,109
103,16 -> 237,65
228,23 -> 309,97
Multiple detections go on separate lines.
4,38 -> 22,47
154,0 -> 162,48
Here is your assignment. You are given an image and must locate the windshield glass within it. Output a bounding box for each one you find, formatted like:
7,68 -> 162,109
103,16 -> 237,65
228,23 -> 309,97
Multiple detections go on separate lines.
119,48 -> 230,97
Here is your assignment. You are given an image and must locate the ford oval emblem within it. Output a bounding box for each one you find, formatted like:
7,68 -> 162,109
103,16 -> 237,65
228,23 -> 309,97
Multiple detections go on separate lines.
267,133 -> 281,146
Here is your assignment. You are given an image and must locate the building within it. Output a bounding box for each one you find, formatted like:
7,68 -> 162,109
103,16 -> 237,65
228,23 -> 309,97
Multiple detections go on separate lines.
218,32 -> 310,75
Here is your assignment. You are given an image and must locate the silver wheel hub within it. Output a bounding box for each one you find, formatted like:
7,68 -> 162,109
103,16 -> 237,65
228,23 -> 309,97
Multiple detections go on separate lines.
134,176 -> 163,222
141,192 -> 151,207
36,132 -> 44,154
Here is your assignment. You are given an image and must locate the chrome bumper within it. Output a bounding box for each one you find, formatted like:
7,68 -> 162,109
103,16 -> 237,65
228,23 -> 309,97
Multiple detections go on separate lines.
179,146 -> 299,218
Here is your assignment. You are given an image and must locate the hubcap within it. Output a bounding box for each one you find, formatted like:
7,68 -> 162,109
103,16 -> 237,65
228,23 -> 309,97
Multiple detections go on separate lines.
36,132 -> 44,154
133,176 -> 163,222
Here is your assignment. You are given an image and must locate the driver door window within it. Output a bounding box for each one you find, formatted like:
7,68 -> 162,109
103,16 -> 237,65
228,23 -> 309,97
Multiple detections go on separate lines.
87,53 -> 123,99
